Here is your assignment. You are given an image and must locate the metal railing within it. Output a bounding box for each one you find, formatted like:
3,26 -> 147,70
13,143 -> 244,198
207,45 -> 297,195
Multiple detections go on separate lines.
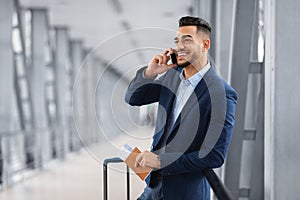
0,127 -> 78,190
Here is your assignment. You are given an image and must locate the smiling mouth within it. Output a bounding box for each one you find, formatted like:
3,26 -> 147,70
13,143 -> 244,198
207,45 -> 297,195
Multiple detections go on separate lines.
177,51 -> 189,58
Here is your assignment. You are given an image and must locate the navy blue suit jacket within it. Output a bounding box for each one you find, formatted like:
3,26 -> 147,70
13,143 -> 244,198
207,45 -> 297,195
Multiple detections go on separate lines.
125,66 -> 237,200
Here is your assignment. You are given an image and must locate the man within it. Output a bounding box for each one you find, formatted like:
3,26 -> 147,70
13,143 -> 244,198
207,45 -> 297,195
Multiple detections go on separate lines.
125,16 -> 237,200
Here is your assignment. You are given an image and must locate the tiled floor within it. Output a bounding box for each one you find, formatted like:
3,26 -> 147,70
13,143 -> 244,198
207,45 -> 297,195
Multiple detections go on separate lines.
0,134 -> 153,200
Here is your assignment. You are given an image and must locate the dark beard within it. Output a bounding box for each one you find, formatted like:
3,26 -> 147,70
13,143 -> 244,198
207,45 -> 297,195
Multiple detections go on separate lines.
177,61 -> 191,68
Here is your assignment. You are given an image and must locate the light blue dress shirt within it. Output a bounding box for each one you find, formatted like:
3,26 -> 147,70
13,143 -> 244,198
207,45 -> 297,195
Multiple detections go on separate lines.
171,62 -> 211,126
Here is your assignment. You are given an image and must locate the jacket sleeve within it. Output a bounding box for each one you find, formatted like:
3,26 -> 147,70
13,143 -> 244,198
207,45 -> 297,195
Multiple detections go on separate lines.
159,88 -> 237,175
125,66 -> 163,106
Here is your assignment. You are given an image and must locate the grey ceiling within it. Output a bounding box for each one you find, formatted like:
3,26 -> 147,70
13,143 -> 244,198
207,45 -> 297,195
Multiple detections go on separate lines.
20,0 -> 194,79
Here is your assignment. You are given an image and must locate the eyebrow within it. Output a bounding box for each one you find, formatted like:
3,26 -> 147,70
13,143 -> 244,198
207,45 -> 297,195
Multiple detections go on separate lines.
174,34 -> 193,41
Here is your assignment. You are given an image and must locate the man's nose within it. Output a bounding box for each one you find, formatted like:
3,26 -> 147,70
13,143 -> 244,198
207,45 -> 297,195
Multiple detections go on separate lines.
175,41 -> 185,50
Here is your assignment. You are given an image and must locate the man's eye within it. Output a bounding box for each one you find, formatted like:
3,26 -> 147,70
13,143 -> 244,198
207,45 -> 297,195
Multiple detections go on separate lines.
174,40 -> 178,44
184,38 -> 192,43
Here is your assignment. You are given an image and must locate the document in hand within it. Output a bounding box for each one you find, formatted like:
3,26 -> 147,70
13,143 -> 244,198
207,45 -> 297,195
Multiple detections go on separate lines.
119,144 -> 151,180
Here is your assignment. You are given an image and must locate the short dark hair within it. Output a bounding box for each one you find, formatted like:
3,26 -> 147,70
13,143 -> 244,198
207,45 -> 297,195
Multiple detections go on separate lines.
179,16 -> 211,36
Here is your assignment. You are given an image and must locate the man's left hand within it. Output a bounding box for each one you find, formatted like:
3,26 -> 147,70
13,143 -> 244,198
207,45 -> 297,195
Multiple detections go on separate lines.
135,150 -> 161,169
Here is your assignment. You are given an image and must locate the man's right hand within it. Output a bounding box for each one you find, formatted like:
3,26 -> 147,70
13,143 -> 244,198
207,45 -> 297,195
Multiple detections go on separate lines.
144,48 -> 177,79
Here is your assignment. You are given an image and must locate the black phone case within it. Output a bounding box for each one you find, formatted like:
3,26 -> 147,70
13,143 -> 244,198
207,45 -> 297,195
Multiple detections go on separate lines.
170,52 -> 177,64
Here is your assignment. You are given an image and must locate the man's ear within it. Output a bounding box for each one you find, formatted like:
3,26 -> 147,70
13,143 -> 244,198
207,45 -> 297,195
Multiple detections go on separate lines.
203,39 -> 210,50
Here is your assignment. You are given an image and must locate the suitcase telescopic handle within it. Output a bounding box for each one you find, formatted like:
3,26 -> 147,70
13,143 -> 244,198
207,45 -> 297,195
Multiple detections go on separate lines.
103,157 -> 130,200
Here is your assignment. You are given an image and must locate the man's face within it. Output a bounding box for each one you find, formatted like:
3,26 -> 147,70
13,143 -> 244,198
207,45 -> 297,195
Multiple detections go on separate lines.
174,26 -> 209,68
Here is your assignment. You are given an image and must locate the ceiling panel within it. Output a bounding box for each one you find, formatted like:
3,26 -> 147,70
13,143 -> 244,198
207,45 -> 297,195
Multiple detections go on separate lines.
20,0 -> 194,80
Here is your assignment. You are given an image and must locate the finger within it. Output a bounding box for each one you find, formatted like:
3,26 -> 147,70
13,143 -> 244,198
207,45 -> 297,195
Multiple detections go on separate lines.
170,48 -> 177,55
162,49 -> 172,64
166,48 -> 176,64
166,48 -> 173,55
154,55 -> 164,65
160,54 -> 166,64
135,161 -> 139,168
159,54 -> 167,65
135,154 -> 142,167
162,49 -> 170,56
152,55 -> 160,64
166,55 -> 171,63
139,158 -> 146,168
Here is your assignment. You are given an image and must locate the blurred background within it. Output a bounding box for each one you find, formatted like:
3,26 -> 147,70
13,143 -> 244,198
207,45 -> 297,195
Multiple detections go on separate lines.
0,0 -> 299,199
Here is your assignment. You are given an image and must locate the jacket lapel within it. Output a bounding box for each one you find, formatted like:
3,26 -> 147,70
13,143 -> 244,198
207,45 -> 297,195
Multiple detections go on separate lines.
152,67 -> 182,148
163,67 -> 182,117
168,67 -> 217,136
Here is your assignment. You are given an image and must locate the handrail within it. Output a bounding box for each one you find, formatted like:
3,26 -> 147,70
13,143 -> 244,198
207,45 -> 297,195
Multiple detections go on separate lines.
203,168 -> 234,200
0,128 -> 52,138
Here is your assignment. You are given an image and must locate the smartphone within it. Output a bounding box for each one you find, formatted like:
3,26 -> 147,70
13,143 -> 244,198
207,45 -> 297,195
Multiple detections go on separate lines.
170,49 -> 177,65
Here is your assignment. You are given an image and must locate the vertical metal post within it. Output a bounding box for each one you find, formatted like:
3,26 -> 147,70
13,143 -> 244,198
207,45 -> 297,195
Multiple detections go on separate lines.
264,1 -> 275,199
94,57 -> 105,143
90,56 -> 100,143
30,8 -> 50,168
211,3 -> 237,196
224,0 -> 257,198
194,0 -> 212,21
193,0 -> 213,57
217,0 -> 236,81
248,64 -> 264,200
82,49 -> 90,146
13,0 -> 29,131
85,53 -> 98,145
0,0 -> 15,187
13,0 -> 35,169
44,23 -> 59,159
53,26 -> 71,159
69,39 -> 84,151
209,0 -> 217,63
265,0 -> 300,199
193,0 -> 221,76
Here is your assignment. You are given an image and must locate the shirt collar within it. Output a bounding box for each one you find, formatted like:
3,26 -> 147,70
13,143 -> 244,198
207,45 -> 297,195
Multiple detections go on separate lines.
179,62 -> 211,87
